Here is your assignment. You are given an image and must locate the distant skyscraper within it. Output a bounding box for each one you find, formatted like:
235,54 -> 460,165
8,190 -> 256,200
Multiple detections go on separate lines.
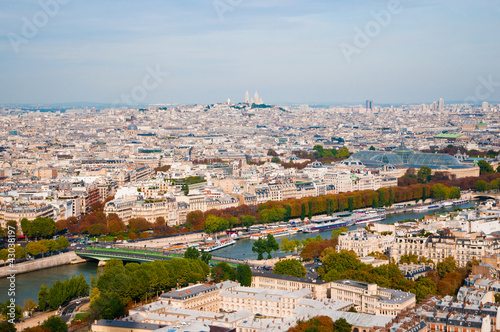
482,101 -> 489,111
245,91 -> 250,103
431,102 -> 437,112
438,98 -> 444,111
366,100 -> 373,111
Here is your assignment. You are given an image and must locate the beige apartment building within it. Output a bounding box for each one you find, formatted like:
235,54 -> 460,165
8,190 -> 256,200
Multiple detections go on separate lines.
158,282 -> 238,312
176,194 -> 207,212
324,171 -> 397,193
104,198 -> 179,226
0,203 -> 54,229
329,280 -> 415,317
33,168 -> 58,179
251,272 -> 414,317
220,286 -> 315,318
337,229 -> 394,257
391,234 -> 500,267
251,270 -> 331,298
131,198 -> 178,225
103,198 -> 136,222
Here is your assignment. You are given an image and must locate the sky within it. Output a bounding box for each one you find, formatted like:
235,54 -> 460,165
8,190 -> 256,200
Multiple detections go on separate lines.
0,0 -> 499,106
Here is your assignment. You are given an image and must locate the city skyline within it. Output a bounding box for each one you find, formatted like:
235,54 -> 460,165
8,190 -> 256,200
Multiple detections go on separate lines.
0,0 -> 499,105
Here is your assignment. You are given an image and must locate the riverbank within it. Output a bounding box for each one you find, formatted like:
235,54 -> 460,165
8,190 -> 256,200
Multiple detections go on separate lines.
0,251 -> 87,278
118,232 -> 210,249
15,310 -> 57,331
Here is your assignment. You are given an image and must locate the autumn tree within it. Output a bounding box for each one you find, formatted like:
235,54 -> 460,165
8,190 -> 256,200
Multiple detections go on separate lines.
211,262 -> 236,282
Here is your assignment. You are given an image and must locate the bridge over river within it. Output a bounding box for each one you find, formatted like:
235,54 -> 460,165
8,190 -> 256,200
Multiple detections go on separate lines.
76,247 -> 246,267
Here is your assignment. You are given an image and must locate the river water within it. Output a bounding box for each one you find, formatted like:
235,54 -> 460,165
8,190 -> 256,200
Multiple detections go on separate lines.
0,202 -> 474,304
0,261 -> 98,305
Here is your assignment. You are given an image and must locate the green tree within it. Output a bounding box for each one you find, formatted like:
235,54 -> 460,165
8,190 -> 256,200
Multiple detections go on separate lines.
331,227 -> 349,239
417,166 -> 432,183
45,239 -> 59,252
0,249 -> 8,265
378,189 -> 386,207
0,321 -> 16,332
21,218 -> 31,236
495,293 -> 500,303
284,205 -> 292,222
56,236 -> 69,250
280,238 -> 302,253
476,180 -> 488,192
497,165 -> 500,173
318,250 -> 363,281
414,277 -> 437,302
42,316 -> 68,332
300,203 -> 306,221
26,242 -> 46,257
369,146 -> 376,151
337,147 -> 350,159
90,292 -> 125,320
432,183 -> 448,200
399,254 -> 419,264
347,197 -> 354,212
15,245 -> 25,259
252,237 -> 267,260
241,215 -> 255,227
204,215 -> 220,234
29,217 -> 57,238
200,249 -> 212,264
265,234 -> 279,259
436,256 -> 457,278
273,259 -> 306,278
38,285 -> 49,311
334,317 -> 352,332
184,246 -> 200,260
271,156 -> 280,163
448,186 -> 461,199
0,299 -> 22,322
478,160 -> 494,174
236,264 -> 252,286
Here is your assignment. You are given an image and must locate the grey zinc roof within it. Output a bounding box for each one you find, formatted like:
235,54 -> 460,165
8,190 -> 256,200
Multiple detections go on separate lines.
91,319 -> 163,330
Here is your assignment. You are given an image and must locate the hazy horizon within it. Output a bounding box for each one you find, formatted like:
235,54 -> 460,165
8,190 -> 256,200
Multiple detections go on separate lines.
1,0 -> 500,105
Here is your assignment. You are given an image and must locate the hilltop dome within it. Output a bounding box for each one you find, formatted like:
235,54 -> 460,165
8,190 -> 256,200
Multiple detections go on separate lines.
127,123 -> 138,130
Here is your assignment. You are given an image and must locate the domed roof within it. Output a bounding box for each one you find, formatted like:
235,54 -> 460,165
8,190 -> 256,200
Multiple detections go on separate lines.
127,123 -> 138,130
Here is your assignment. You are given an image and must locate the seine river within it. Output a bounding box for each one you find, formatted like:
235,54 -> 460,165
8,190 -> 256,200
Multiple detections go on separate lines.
0,202 -> 474,304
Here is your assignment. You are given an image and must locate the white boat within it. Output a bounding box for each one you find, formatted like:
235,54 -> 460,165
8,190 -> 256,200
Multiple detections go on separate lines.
250,227 -> 290,240
413,204 -> 441,212
199,239 -> 236,252
440,202 -> 453,207
453,199 -> 469,205
354,213 -> 386,224
303,217 -> 353,233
